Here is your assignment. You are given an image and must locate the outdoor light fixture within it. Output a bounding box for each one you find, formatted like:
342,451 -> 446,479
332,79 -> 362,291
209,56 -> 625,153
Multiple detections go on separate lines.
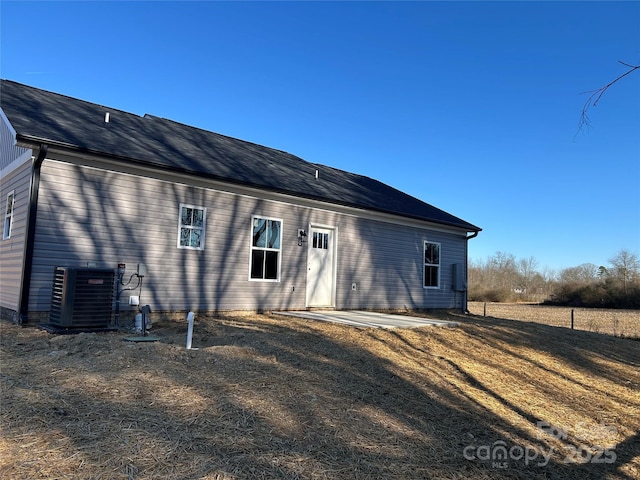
297,229 -> 308,246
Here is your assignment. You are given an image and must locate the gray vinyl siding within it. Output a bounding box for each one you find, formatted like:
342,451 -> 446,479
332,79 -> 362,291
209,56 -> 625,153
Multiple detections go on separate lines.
27,158 -> 469,315
30,159 -> 310,313
337,218 -> 467,310
0,160 -> 32,313
0,112 -> 30,172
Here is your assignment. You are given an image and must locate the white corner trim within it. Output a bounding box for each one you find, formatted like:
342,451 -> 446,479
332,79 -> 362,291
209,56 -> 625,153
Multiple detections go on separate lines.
0,107 -> 17,141
0,149 -> 33,179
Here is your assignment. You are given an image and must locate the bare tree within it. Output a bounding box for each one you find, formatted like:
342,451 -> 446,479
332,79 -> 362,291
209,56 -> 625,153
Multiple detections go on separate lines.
608,249 -> 640,292
516,256 -> 539,292
487,251 -> 518,290
558,263 -> 600,284
578,60 -> 640,132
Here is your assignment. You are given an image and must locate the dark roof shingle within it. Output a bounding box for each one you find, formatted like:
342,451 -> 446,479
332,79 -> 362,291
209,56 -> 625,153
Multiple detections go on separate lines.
0,79 -> 480,232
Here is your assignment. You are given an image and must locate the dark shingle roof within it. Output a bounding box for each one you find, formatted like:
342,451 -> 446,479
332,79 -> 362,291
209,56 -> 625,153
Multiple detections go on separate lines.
1,80 -> 480,232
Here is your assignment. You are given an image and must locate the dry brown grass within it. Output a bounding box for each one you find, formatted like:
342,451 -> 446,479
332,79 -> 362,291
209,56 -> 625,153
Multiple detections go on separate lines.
1,310 -> 639,479
468,302 -> 640,338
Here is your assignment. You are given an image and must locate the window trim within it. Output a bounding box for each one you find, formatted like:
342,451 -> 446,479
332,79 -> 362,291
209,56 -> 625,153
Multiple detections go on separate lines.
177,203 -> 207,250
248,215 -> 283,282
3,191 -> 15,240
423,240 -> 441,289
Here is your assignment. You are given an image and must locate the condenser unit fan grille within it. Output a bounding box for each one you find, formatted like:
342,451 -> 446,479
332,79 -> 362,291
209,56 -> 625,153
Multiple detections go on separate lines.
49,267 -> 115,328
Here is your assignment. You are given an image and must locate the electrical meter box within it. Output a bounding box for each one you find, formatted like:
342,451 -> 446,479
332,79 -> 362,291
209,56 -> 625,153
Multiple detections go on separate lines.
452,263 -> 467,292
137,263 -> 147,276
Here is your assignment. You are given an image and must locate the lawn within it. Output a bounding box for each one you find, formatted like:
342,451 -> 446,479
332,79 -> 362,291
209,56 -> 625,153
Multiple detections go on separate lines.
1,310 -> 638,479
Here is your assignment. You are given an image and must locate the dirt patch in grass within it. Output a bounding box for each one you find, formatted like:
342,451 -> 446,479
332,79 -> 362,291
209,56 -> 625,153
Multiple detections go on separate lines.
1,311 -> 639,479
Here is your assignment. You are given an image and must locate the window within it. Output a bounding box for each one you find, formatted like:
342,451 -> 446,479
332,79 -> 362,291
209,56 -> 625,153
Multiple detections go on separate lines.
3,191 -> 15,240
312,231 -> 328,249
177,204 -> 206,250
424,241 -> 440,288
250,216 -> 282,281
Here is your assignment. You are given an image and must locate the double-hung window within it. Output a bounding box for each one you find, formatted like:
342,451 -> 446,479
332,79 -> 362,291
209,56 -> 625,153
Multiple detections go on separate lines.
250,216 -> 281,281
3,191 -> 15,240
424,241 -> 440,288
177,204 -> 206,250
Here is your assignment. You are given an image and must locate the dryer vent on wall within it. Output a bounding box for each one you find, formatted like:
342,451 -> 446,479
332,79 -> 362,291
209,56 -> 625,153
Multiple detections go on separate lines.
49,267 -> 115,328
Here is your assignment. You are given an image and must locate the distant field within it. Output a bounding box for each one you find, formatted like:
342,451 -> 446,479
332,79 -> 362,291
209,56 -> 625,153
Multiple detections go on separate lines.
467,301 -> 640,338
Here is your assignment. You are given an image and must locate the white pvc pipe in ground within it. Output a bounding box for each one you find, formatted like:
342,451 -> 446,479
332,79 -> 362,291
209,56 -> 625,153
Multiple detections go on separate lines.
186,311 -> 195,349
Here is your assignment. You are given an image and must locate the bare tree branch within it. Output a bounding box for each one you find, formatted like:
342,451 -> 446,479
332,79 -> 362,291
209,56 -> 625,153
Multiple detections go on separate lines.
577,60 -> 640,133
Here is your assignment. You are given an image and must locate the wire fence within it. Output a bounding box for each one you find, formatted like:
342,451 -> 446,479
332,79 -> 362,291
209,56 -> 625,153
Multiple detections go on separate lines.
467,301 -> 640,338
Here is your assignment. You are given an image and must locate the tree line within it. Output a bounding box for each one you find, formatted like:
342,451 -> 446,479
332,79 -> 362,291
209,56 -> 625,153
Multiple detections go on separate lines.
468,249 -> 640,309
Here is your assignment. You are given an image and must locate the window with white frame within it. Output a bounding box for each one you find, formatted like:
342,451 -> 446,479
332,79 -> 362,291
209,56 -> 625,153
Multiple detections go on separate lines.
249,216 -> 282,281
3,191 -> 15,240
424,241 -> 440,288
177,204 -> 206,250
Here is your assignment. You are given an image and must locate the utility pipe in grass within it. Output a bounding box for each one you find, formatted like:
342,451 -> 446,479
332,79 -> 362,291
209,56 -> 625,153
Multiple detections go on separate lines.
186,312 -> 196,349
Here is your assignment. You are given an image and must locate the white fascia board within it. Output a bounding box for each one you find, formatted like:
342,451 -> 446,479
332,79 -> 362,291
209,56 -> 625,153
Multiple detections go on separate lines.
0,149 -> 33,179
0,108 -> 17,141
0,108 -> 33,179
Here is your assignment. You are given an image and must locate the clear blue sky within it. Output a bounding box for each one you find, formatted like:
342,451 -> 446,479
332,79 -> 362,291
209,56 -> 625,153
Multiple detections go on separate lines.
2,1 -> 638,273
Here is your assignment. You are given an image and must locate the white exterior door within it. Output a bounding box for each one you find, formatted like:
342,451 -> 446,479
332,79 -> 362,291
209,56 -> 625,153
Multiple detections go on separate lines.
306,226 -> 335,307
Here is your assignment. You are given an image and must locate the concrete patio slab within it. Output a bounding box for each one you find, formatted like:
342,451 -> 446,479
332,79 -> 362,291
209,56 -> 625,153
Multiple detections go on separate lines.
274,310 -> 460,329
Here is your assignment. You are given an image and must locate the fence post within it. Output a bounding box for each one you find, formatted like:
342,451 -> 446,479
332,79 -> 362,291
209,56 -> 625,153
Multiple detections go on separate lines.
571,309 -> 574,330
484,302 -> 487,317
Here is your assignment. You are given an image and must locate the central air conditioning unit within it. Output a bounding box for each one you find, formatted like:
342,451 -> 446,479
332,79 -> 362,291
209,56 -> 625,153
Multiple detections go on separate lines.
49,267 -> 115,328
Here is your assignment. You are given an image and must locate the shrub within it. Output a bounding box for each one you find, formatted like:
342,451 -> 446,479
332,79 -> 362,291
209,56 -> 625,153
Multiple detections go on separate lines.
544,281 -> 640,309
468,287 -> 517,303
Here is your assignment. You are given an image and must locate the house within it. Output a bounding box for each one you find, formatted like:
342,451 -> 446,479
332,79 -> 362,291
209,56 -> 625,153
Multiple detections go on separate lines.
0,79 -> 481,325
